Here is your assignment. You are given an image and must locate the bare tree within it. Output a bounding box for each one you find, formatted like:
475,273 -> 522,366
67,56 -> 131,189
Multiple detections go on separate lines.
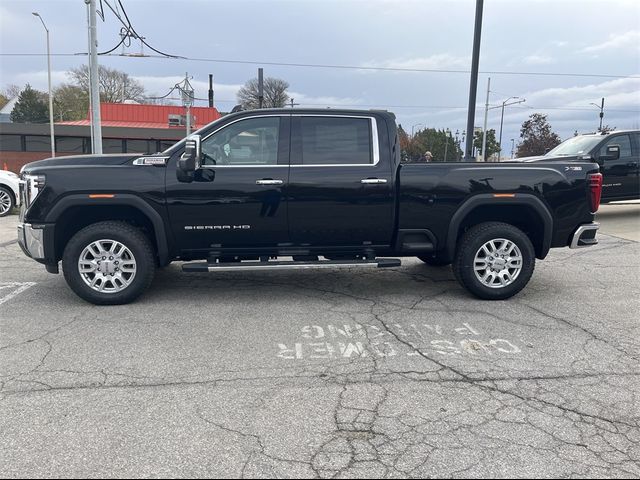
237,77 -> 289,109
69,65 -> 146,103
2,84 -> 22,99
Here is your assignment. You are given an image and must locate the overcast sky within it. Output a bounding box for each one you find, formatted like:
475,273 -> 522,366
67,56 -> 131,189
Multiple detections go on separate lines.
1,0 -> 639,152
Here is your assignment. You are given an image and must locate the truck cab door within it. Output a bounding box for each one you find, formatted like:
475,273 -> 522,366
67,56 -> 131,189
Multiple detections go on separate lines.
598,133 -> 639,200
287,115 -> 394,248
165,115 -> 290,257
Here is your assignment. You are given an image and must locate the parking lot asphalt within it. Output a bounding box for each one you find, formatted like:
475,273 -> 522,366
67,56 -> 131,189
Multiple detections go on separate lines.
1,205 -> 639,478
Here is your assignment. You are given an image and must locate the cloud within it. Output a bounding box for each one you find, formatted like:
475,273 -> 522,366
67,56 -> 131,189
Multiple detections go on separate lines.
518,77 -> 640,110
361,53 -> 470,71
581,30 -> 640,53
288,91 -> 362,108
522,54 -> 556,65
3,70 -> 71,93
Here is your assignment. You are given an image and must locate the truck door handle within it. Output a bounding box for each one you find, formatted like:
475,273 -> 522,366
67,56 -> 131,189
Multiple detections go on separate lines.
360,178 -> 388,184
256,179 -> 284,185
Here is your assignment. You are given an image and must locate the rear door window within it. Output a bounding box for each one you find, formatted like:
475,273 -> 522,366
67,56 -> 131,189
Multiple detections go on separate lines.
299,117 -> 373,165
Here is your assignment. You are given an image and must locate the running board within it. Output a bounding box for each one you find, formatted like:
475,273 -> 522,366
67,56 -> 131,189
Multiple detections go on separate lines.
182,258 -> 401,273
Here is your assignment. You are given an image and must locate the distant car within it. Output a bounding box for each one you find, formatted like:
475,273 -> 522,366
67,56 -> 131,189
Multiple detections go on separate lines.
0,170 -> 20,217
510,130 -> 640,203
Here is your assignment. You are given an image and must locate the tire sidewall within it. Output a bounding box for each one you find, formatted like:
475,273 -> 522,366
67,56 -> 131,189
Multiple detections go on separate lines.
455,223 -> 535,300
0,186 -> 14,217
62,222 -> 154,305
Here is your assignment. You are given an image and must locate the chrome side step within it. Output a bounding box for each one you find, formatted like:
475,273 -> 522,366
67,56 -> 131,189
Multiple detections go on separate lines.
182,258 -> 401,273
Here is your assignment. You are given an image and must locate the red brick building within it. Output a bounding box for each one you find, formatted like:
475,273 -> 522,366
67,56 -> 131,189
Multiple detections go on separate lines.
0,102 -> 222,173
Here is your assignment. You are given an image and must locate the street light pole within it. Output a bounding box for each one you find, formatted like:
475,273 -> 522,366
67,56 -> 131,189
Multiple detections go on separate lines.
590,98 -> 605,132
411,123 -> 423,137
32,12 -> 55,158
497,96 -> 525,159
444,128 -> 451,162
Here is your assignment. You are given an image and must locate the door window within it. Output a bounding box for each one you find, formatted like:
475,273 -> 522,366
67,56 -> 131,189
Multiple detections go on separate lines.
599,134 -> 632,158
201,117 -> 280,166
300,117 -> 373,165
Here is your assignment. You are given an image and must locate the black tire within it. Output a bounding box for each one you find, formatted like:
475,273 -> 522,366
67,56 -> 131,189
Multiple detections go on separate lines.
0,186 -> 15,217
452,222 -> 535,300
62,221 -> 155,305
417,254 -> 451,267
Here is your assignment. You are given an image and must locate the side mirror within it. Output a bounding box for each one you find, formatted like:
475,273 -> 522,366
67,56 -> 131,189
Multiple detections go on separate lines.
602,145 -> 620,161
177,135 -> 202,183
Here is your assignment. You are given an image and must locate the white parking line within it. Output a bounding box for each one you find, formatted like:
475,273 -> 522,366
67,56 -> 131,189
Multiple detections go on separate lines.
0,282 -> 36,305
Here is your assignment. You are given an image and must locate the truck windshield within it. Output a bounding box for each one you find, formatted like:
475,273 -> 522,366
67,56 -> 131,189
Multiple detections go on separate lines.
546,135 -> 602,157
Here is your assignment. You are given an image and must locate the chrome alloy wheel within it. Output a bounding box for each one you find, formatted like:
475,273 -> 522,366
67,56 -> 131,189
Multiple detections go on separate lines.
0,189 -> 11,215
473,238 -> 523,289
78,239 -> 137,293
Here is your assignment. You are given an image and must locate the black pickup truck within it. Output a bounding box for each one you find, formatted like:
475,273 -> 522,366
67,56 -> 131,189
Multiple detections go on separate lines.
18,109 -> 603,305
512,130 -> 640,202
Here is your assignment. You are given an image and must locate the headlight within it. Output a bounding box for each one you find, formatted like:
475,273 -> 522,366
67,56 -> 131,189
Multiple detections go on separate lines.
21,174 -> 46,207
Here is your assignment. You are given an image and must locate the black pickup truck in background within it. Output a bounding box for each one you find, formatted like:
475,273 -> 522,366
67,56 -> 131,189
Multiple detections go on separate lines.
511,130 -> 640,202
18,109 -> 603,305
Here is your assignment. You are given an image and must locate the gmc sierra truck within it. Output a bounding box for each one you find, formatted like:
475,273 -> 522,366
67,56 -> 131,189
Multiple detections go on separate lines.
18,109 -> 603,305
512,129 -> 639,202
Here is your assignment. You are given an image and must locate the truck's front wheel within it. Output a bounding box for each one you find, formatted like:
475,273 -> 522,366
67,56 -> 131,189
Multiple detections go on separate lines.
452,222 -> 535,300
62,221 -> 155,305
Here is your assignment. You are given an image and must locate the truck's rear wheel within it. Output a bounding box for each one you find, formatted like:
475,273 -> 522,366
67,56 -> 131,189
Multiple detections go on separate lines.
452,222 -> 535,300
62,221 -> 155,305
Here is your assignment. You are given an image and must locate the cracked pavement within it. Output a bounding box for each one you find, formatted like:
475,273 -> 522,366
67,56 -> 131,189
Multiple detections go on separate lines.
0,208 -> 639,478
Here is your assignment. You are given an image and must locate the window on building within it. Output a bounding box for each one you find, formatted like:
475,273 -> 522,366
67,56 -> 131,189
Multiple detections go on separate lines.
56,137 -> 85,153
25,135 -> 51,152
0,135 -> 22,151
126,139 -> 154,153
103,138 -> 125,154
160,140 -> 176,151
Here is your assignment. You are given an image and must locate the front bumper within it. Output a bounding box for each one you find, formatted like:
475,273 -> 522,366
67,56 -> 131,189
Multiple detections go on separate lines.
569,222 -> 599,249
17,223 -> 45,259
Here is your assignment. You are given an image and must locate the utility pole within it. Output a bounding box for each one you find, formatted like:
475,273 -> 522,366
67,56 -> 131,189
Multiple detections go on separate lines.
32,12 -> 55,158
510,138 -> 515,158
258,68 -> 264,109
208,74 -> 214,108
481,77 -> 490,162
464,0 -> 484,161
86,0 -> 102,154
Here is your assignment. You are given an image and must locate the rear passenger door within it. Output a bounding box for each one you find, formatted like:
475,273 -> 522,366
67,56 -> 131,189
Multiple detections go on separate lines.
286,115 -> 394,248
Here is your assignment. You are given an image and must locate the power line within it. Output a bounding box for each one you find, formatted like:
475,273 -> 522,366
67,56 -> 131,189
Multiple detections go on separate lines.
1,52 -> 638,79
114,0 -> 182,58
97,0 -> 182,58
143,96 -> 640,114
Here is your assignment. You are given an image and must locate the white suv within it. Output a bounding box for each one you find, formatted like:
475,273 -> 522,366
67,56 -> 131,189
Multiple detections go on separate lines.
0,170 -> 20,217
